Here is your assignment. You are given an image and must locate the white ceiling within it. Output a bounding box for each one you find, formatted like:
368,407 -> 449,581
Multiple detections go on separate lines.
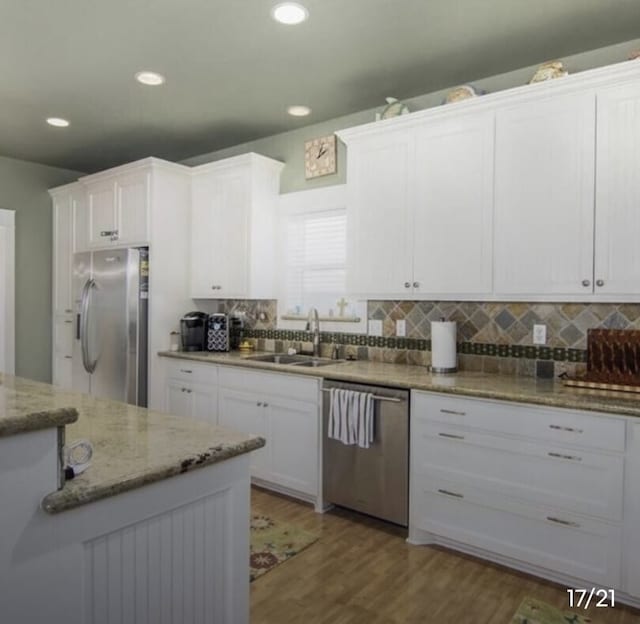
2,0 -> 640,172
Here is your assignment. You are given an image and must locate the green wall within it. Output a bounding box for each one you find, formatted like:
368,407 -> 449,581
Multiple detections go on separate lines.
182,37 -> 640,193
0,155 -> 83,382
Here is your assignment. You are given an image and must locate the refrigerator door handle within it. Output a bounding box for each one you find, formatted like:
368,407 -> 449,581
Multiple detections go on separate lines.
80,278 -> 98,374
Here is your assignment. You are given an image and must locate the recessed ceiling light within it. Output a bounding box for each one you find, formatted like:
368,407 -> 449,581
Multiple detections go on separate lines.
287,105 -> 311,117
46,117 -> 70,128
135,71 -> 166,86
272,2 -> 308,25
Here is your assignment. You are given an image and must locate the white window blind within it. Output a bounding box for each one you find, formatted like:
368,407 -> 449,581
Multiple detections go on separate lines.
284,208 -> 347,315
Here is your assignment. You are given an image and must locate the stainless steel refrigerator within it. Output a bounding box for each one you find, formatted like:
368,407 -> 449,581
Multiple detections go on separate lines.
72,247 -> 148,406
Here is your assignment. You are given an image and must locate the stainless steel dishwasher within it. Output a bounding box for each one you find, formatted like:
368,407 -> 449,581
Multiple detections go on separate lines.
322,380 -> 409,526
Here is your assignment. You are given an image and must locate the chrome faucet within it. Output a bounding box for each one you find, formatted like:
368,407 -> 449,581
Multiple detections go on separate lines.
305,307 -> 321,357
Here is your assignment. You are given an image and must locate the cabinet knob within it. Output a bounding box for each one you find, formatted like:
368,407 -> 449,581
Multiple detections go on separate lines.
581,279 -> 590,287
257,402 -> 262,407
413,281 -> 420,288
211,285 -> 222,290
404,282 -> 411,288
263,403 -> 269,408
596,279 -> 605,287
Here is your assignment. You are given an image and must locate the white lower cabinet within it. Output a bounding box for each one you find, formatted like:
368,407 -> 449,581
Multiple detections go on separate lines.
218,366 -> 320,500
164,361 -> 218,425
624,422 -> 640,598
217,387 -> 270,480
410,391 -> 626,589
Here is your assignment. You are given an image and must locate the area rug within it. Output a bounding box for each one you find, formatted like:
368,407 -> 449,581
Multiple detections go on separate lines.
511,597 -> 597,624
250,514 -> 319,582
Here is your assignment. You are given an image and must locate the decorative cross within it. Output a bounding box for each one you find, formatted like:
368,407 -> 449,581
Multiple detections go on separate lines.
336,297 -> 349,316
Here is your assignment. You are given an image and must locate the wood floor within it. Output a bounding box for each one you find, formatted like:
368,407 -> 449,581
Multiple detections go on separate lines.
250,487 -> 640,624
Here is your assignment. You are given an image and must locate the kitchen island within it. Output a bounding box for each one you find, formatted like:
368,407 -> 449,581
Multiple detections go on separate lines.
0,373 -> 264,624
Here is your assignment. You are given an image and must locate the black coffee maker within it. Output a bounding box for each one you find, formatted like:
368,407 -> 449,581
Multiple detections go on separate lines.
180,311 -> 208,351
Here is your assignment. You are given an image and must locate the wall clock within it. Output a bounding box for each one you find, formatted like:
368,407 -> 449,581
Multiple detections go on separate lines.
304,134 -> 337,179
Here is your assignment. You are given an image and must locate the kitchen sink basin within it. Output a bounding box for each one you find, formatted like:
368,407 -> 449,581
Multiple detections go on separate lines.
290,359 -> 338,368
245,353 -> 342,367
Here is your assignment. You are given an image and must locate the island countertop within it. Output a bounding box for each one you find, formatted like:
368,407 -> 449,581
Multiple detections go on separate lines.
0,373 -> 265,514
0,373 -> 79,437
159,350 -> 640,418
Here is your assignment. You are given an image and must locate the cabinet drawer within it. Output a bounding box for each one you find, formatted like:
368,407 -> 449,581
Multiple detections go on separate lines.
164,359 -> 217,384
411,480 -> 622,587
218,366 -> 319,402
412,391 -> 625,452
412,418 -> 623,521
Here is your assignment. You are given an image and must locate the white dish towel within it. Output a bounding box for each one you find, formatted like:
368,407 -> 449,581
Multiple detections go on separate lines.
328,388 -> 375,448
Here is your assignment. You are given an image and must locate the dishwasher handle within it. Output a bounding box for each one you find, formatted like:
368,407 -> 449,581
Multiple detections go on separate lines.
321,388 -> 402,403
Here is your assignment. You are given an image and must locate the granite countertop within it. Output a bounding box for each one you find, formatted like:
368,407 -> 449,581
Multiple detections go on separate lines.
0,373 -> 79,437
159,350 -> 640,418
0,373 -> 265,514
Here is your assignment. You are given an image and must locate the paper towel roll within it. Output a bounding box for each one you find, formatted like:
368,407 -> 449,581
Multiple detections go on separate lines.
431,320 -> 457,373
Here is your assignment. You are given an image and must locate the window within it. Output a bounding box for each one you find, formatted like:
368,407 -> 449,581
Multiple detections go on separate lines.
278,186 -> 366,332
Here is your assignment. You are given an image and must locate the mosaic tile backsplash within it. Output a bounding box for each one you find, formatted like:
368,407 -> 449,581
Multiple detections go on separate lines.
207,299 -> 640,378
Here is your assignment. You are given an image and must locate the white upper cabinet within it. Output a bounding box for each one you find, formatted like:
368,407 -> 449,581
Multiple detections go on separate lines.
50,183 -> 82,315
345,129 -> 413,298
412,112 -> 494,296
341,112 -> 494,299
190,154 -> 284,299
82,169 -> 150,249
594,82 -> 640,296
493,92 -> 596,296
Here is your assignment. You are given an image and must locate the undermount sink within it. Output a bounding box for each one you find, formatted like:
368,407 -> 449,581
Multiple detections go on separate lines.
245,353 -> 342,367
290,359 -> 338,368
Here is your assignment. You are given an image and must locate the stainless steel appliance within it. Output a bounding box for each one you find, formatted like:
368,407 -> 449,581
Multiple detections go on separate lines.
73,248 -> 148,406
180,311 -> 208,351
322,380 -> 409,526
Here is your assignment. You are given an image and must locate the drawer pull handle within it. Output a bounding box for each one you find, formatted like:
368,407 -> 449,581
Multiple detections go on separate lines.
547,516 -> 581,528
180,369 -> 193,374
548,451 -> 582,462
64,320 -> 73,324
440,409 -> 466,416
64,355 -> 73,359
438,488 -> 464,499
438,432 -> 465,440
549,424 -> 583,434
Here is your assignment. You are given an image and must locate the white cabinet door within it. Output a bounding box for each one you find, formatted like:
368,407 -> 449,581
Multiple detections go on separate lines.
218,387 -> 269,479
165,379 -> 217,425
115,171 -> 149,245
191,170 -> 249,298
165,379 -> 195,419
86,180 -> 116,248
493,92 -> 596,296
412,112 -> 494,296
266,397 -> 318,496
52,193 -> 76,315
52,316 -> 74,389
346,129 -> 414,297
624,422 -> 640,598
594,82 -> 640,296
190,383 -> 217,425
